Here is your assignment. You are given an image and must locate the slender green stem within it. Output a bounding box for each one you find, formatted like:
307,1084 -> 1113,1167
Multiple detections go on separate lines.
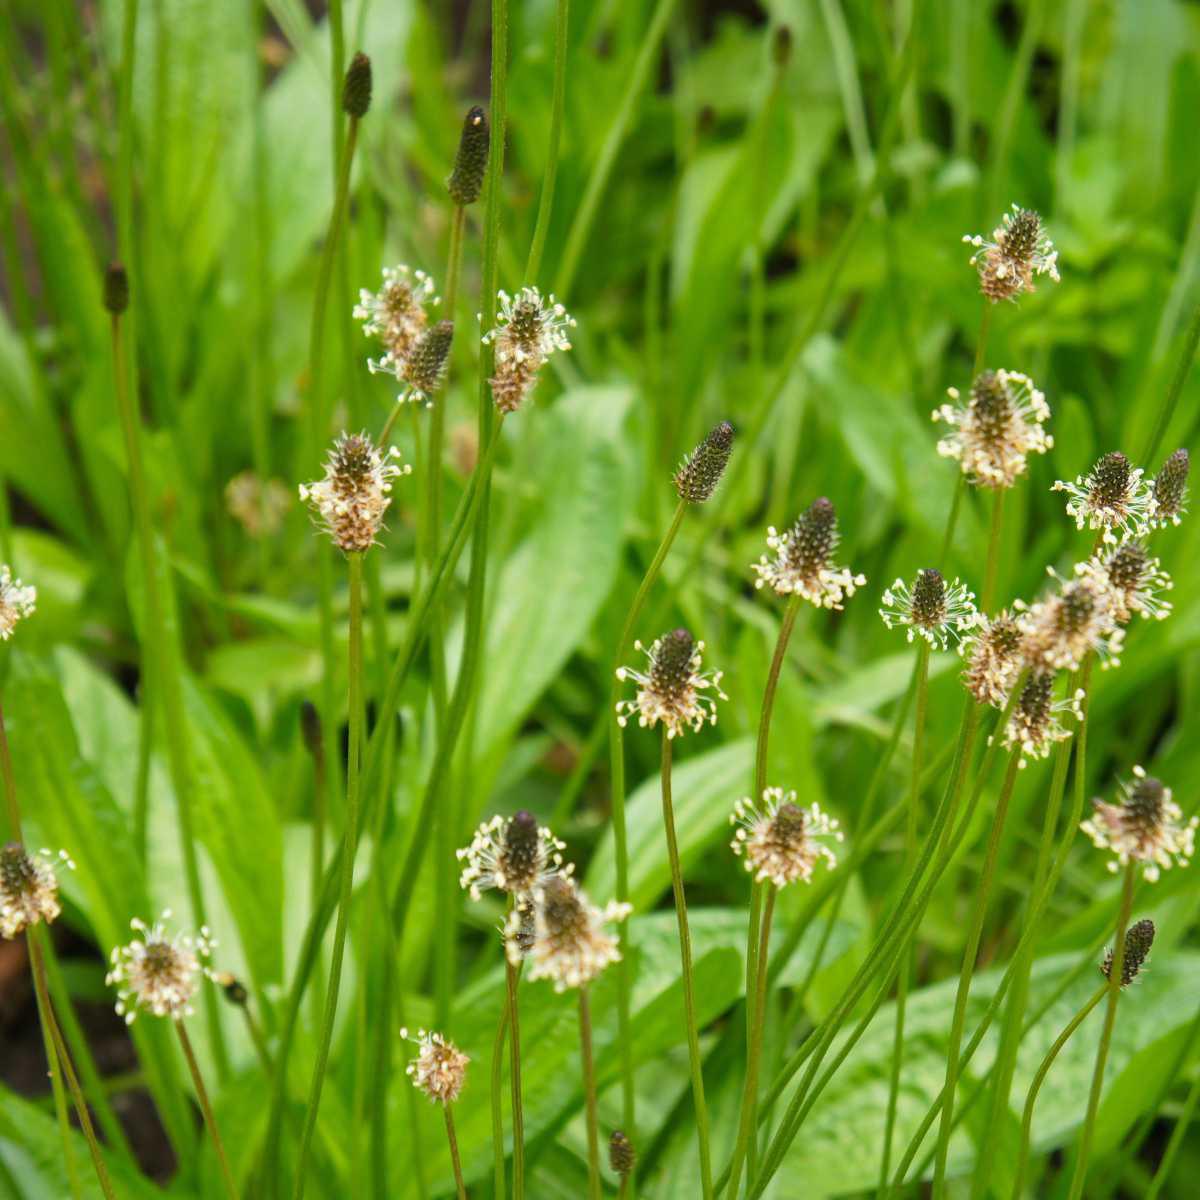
1140,299 -> 1200,468
508,957 -> 526,1200
982,487 -> 1005,612
878,639 -> 930,1195
1012,985 -> 1106,1200
293,552 -> 364,1200
932,747 -> 1022,1195
306,709 -> 328,1031
1146,1058 -> 1200,1199
579,987 -> 603,1200
1067,862 -> 1136,1200
726,886 -> 777,1200
610,497 -> 687,1133
443,1105 -> 467,1200
110,308 -> 226,1075
0,698 -> 20,838
176,1021 -> 238,1200
525,0 -> 569,283
661,730 -> 714,1198
490,986 -> 510,1200
973,298 -> 993,378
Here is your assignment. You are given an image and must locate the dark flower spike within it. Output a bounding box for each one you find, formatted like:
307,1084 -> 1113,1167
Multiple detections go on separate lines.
674,420 -> 735,503
1053,450 -> 1152,543
880,567 -> 979,649
1101,918 -> 1155,987
1150,448 -> 1189,528
104,263 -> 129,315
448,106 -> 489,206
616,628 -> 726,739
609,1130 -> 636,1177
400,320 -> 454,406
457,810 -> 568,901
342,52 -> 373,118
752,497 -> 866,609
299,700 -> 324,762
1001,670 -> 1081,766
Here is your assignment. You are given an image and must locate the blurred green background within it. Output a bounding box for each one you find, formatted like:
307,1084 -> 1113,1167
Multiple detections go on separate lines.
1,0 -> 1199,1196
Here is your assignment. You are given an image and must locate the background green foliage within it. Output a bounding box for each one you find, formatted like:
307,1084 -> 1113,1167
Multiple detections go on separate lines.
1,0 -> 1199,1195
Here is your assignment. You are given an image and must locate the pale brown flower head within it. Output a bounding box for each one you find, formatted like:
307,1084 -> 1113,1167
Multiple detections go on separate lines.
225,471 -> 291,537
1081,767 -> 1197,882
1149,448 -> 1189,528
0,845 -> 73,939
457,810 -> 569,901
400,1028 -> 470,1104
519,876 -> 630,991
1101,918 -> 1155,988
482,287 -> 575,413
752,497 -> 866,609
299,432 -> 411,553
729,789 -> 842,888
615,629 -> 726,739
1018,568 -> 1124,672
880,568 -> 980,650
960,611 -> 1025,707
105,913 -> 215,1024
0,566 -> 36,641
1052,452 -> 1152,544
964,205 -> 1059,302
932,369 -> 1052,489
355,264 -> 437,377
1000,671 -> 1082,766
1076,541 -> 1172,625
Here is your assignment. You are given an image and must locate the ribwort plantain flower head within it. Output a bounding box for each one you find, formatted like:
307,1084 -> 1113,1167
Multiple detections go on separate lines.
674,421 -> 735,502
1101,918 -> 1155,988
1149,448 -> 1189,528
457,810 -> 569,901
960,610 -> 1025,707
964,205 -> 1059,302
105,912 -> 215,1024
355,265 -> 437,376
0,845 -> 73,939
880,568 -> 980,649
299,432 -> 410,553
609,1131 -> 636,1178
447,106 -> 489,206
400,1028 -> 470,1104
752,497 -> 866,609
0,566 -> 36,641
398,320 -> 454,407
729,789 -> 842,888
519,875 -> 630,990
1018,568 -> 1123,672
615,629 -> 726,739
1052,451 -> 1152,544
103,263 -> 129,315
932,369 -> 1052,489
1081,767 -> 1197,881
1000,670 -> 1082,766
482,287 -> 576,414
225,471 -> 291,538
341,51 -> 372,118
1076,541 -> 1172,624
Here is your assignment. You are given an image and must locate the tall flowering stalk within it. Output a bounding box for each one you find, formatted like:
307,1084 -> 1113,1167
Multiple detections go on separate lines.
608,419 -> 733,1136
402,1029 -> 470,1199
618,629 -> 725,1198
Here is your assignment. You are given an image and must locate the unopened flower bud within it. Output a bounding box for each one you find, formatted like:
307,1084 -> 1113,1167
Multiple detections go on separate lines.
104,264 -> 129,315
1151,448 -> 1189,527
342,52 -> 372,118
1101,918 -> 1155,987
674,421 -> 734,503
448,106 -> 489,206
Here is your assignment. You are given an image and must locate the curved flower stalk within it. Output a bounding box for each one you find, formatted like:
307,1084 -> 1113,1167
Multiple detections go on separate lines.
752,496 -> 866,609
401,1028 -> 470,1199
932,369 -> 1052,489
964,204 -> 1060,302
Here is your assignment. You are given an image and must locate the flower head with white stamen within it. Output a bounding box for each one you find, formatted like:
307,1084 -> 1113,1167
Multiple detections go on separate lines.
482,287 -> 575,413
729,789 -> 842,888
0,845 -> 73,939
1001,671 -> 1082,766
880,568 -> 980,649
399,1028 -> 470,1104
355,264 -> 437,377
964,205 -> 1059,302
0,566 -> 35,641
1052,452 -> 1152,544
457,810 -> 569,902
752,497 -> 865,609
105,912 -> 216,1024
519,875 -> 630,990
615,629 -> 725,739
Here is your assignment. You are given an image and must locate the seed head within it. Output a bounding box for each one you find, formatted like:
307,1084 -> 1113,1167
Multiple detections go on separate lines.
1001,671 -> 1081,766
964,205 -> 1059,302
0,845 -> 73,939
341,51 -> 372,118
483,287 -> 576,414
730,789 -> 842,888
105,912 -> 216,1024
399,320 -> 454,406
609,1131 -> 637,1177
1149,448 -> 1189,528
400,1029 -> 470,1104
615,629 -> 726,739
752,497 -> 866,609
1077,541 -> 1172,624
674,421 -> 735,503
0,566 -> 36,641
299,432 -> 411,553
1081,766 -> 1198,881
880,569 -> 979,649
1101,919 -> 1156,988
103,263 -> 129,315
932,368 -> 1052,489
520,875 -> 630,991
1052,451 -> 1152,544
447,106 -> 489,205
1019,567 -> 1123,672
457,810 -> 569,901
356,265 -> 437,376
960,610 -> 1025,707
